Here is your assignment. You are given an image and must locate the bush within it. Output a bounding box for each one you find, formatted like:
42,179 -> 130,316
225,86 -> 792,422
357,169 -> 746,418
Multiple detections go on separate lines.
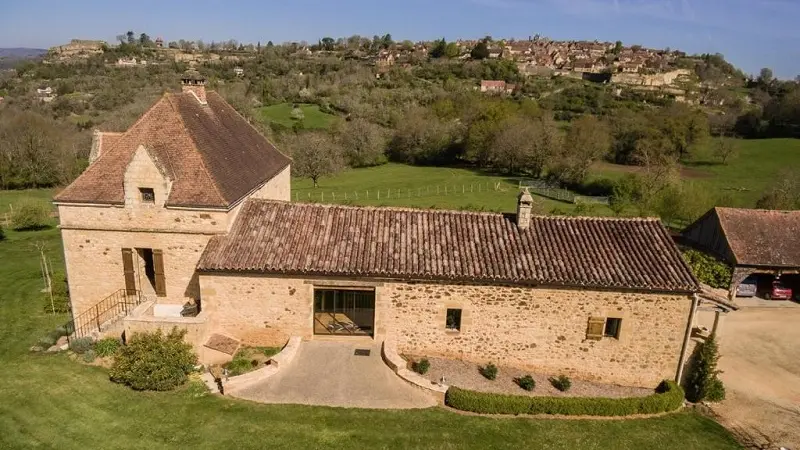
516,375 -> 535,391
480,363 -> 498,381
445,380 -> 685,416
550,375 -> 572,392
94,338 -> 121,357
687,334 -> 726,402
37,335 -> 56,348
412,358 -> 430,375
0,225 -> 5,241
82,349 -> 97,363
10,201 -> 51,231
110,328 -> 197,391
69,336 -> 94,354
682,250 -> 732,289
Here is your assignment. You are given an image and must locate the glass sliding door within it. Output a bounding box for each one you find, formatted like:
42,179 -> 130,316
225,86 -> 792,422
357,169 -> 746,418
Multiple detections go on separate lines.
313,288 -> 375,336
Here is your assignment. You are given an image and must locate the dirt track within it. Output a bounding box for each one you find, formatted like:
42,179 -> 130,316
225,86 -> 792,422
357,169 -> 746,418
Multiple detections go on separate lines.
703,307 -> 800,449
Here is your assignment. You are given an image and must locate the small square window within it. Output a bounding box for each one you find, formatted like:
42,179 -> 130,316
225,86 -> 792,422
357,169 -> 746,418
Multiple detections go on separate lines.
446,308 -> 462,331
139,188 -> 155,203
604,318 -> 622,339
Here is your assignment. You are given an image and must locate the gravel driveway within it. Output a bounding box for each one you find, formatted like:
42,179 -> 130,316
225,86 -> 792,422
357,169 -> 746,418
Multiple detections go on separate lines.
700,306 -> 800,449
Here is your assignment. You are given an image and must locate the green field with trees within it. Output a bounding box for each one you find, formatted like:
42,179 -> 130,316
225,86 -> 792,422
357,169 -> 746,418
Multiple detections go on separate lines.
256,102 -> 339,130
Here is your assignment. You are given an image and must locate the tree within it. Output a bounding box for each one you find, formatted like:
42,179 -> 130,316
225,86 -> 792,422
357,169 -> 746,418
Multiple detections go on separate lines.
687,334 -> 726,402
338,119 -> 388,167
490,116 -> 558,176
551,115 -> 610,185
126,30 -> 135,45
388,108 -> 462,165
320,37 -> 335,51
381,33 -> 393,49
139,33 -> 152,47
167,41 -> 179,49
756,173 -> 800,210
613,40 -> 623,54
712,136 -> 737,164
282,131 -> 345,187
758,67 -> 773,86
471,41 -> 489,60
445,42 -> 460,59
429,39 -> 447,58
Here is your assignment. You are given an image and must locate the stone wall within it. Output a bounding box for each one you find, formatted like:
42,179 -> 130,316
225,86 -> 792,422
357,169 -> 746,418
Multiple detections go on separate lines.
123,301 -> 212,362
197,273 -> 692,387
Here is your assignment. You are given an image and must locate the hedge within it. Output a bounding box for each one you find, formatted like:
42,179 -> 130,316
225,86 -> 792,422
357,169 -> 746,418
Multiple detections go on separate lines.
445,380 -> 684,416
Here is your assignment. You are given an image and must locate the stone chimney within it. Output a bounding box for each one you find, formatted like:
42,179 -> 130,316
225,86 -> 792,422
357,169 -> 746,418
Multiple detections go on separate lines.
516,188 -> 533,230
181,69 -> 207,105
89,129 -> 102,163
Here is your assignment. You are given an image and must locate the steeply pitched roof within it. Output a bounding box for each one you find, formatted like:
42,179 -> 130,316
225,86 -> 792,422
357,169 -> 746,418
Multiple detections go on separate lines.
55,91 -> 290,209
198,200 -> 699,293
686,207 -> 800,268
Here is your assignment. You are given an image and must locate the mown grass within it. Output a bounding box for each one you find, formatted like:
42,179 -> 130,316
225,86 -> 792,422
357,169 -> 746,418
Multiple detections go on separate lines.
0,200 -> 741,449
256,103 -> 339,130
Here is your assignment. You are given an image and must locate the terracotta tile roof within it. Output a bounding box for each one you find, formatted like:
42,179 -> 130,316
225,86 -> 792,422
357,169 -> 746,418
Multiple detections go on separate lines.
198,200 -> 699,293
54,91 -> 290,208
710,208 -> 800,267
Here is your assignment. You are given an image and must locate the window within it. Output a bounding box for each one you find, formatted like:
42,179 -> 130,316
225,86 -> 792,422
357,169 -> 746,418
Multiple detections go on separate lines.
604,318 -> 622,339
586,316 -> 622,340
139,187 -> 155,203
445,308 -> 462,331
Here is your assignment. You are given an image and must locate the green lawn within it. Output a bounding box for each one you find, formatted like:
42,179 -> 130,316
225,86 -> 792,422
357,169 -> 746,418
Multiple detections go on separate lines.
0,192 -> 742,449
256,103 -> 339,130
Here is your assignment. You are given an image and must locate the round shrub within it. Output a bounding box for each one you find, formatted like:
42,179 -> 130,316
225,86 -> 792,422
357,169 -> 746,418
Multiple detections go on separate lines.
82,349 -> 97,363
480,363 -> 498,381
110,328 -> 197,391
10,201 -> 51,231
412,358 -> 430,375
69,336 -> 94,354
94,337 -> 121,357
516,375 -> 535,391
550,375 -> 572,392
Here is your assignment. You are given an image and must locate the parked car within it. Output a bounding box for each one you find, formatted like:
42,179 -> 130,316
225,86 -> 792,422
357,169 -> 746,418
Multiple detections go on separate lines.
765,278 -> 793,300
736,276 -> 758,297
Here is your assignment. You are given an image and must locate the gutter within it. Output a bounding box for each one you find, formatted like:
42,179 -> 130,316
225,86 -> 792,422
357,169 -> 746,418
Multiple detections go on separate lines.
675,293 -> 699,384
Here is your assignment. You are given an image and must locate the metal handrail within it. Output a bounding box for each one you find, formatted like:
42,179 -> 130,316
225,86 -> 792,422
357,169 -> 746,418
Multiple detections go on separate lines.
65,289 -> 144,341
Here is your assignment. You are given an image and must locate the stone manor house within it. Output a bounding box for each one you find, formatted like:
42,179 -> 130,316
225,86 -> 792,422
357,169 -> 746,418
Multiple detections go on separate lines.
55,72 -> 707,388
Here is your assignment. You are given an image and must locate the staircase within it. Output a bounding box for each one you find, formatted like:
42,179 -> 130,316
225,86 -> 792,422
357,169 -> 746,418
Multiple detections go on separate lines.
66,289 -> 146,341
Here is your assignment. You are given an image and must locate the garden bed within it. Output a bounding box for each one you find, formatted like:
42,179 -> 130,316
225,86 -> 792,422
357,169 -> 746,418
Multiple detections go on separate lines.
223,346 -> 282,376
405,355 -> 651,399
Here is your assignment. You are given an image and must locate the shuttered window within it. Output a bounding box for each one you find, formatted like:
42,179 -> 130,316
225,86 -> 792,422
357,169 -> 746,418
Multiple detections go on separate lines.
586,317 -> 605,340
153,249 -> 167,297
122,248 -> 136,295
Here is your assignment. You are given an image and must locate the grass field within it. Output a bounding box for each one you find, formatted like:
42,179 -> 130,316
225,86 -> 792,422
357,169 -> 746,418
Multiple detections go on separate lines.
256,103 -> 339,130
0,206 -> 741,449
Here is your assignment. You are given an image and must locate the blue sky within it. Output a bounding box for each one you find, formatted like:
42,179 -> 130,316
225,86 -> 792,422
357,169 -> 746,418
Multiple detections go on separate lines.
1,0 -> 798,78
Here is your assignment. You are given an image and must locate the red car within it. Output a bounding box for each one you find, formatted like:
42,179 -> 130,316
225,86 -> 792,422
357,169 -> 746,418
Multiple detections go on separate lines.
765,279 -> 793,300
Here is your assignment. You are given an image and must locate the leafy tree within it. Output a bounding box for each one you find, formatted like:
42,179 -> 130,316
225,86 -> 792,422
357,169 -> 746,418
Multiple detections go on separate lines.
338,119 -> 388,167
552,115 -> 610,185
139,33 -> 152,47
445,42 -> 460,59
380,33 -> 393,49
126,30 -> 135,45
490,116 -> 558,176
388,108 -> 462,165
429,39 -> 447,58
613,40 -> 623,54
758,67 -> 773,86
756,173 -> 800,210
282,131 -> 345,187
321,37 -> 335,51
471,41 -> 489,60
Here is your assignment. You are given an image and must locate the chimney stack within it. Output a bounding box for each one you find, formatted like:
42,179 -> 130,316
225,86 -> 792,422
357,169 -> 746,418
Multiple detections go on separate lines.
181,69 -> 207,105
516,188 -> 533,229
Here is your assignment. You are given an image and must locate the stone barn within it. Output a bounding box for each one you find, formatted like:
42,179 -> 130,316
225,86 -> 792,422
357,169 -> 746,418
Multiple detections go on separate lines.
55,71 -> 704,388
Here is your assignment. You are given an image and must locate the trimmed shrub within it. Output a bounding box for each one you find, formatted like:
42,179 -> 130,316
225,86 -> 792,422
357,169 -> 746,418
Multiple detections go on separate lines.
94,338 -> 122,357
412,358 -> 430,375
516,375 -> 535,391
82,349 -> 97,363
550,375 -> 572,392
480,363 -> 498,380
445,380 -> 685,416
110,328 -> 197,391
687,334 -> 726,402
10,201 -> 51,231
69,337 -> 94,354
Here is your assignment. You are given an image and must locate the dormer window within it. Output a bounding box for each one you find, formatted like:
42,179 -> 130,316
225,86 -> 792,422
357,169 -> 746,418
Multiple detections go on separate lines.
139,187 -> 155,204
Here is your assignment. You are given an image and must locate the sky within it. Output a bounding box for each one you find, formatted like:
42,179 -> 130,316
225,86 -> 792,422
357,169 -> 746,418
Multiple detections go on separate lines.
1,0 -> 798,78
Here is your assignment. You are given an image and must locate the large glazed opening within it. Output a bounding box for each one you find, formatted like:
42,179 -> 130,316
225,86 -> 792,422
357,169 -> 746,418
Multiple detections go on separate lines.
313,288 -> 375,336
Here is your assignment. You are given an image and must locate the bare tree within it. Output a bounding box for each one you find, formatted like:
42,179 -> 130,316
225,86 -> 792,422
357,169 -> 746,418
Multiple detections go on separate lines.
490,116 -> 558,176
712,136 -> 737,164
338,119 -> 388,167
281,131 -> 345,188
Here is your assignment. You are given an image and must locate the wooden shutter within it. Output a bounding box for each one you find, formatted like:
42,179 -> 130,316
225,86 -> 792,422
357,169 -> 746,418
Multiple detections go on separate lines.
586,317 -> 605,340
122,248 -> 136,295
153,249 -> 167,297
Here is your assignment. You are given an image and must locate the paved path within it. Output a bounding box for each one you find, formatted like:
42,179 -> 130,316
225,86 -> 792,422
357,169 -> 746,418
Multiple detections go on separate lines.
232,340 -> 438,409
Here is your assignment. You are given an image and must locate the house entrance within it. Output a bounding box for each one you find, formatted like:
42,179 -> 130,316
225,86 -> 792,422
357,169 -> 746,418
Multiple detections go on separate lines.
139,248 -> 157,292
313,288 -> 375,336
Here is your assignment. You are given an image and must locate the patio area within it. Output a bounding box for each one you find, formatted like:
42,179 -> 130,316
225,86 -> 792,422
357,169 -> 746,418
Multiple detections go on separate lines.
231,340 -> 438,409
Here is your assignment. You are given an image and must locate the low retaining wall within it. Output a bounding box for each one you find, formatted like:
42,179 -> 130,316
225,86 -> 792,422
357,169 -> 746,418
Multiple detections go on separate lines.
224,336 -> 302,394
123,301 -> 209,359
382,340 -> 448,394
